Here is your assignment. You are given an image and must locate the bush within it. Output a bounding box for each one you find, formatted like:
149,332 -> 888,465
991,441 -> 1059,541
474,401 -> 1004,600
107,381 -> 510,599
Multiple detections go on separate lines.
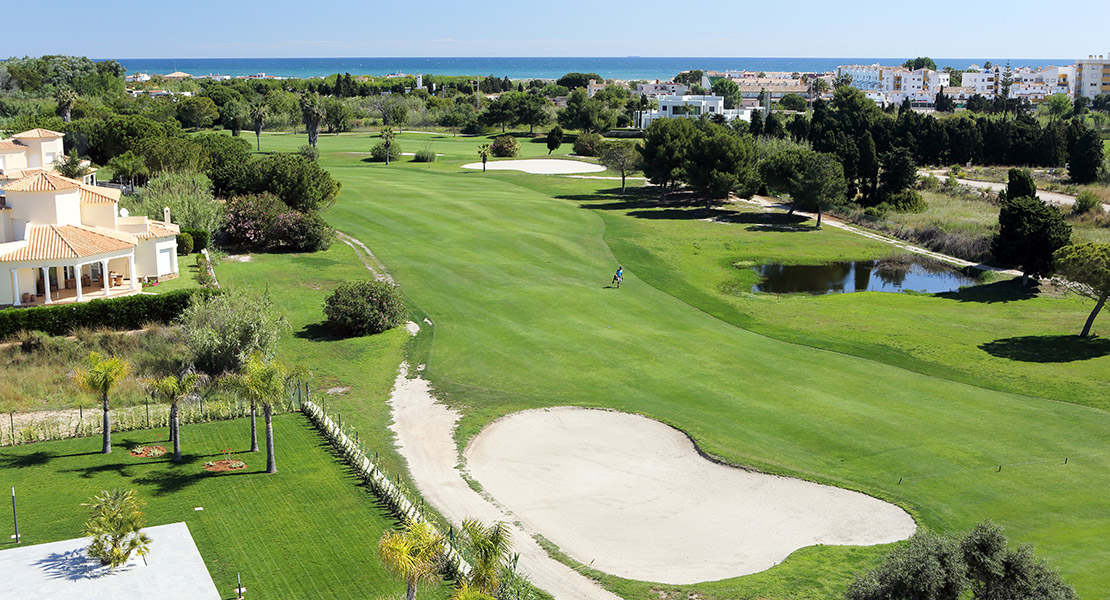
297,144 -> 320,161
233,153 -> 341,213
1072,190 -> 1102,215
573,132 -> 603,156
181,228 -> 209,252
413,147 -> 437,163
224,193 -> 334,252
370,140 -> 402,162
883,190 -> 928,213
176,232 -> 194,255
323,280 -> 406,337
280,211 -> 335,252
176,288 -> 287,375
490,135 -> 520,157
0,289 -> 220,340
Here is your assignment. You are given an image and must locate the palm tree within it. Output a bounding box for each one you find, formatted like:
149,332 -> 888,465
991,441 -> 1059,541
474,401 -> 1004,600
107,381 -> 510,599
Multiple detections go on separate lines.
231,354 -> 288,473
381,127 -> 395,166
83,489 -> 152,568
73,352 -> 129,454
55,88 -> 77,123
56,149 -> 91,179
249,100 -> 268,151
300,93 -> 325,148
152,370 -> 202,463
477,144 -> 491,172
378,520 -> 445,600
451,581 -> 495,600
459,519 -> 512,594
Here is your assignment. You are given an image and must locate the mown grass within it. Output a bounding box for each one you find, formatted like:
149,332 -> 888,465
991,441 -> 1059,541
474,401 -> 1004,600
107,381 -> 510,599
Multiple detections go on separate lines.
231,131 -> 1110,599
0,415 -> 442,600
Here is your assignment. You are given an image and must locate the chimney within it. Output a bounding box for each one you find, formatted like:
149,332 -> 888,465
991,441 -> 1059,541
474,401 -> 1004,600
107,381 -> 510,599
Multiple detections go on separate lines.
163,207 -> 171,226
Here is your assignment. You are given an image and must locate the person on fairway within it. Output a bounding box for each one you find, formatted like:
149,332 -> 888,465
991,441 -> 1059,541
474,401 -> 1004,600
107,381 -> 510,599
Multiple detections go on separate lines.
613,266 -> 623,288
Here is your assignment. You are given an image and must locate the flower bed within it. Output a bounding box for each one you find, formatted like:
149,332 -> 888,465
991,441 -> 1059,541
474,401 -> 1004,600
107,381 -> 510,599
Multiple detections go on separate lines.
204,459 -> 247,472
130,445 -> 166,458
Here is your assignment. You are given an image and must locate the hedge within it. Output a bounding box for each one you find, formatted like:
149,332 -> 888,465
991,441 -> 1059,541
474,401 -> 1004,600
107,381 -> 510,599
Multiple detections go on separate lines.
0,288 -> 221,339
182,228 -> 209,252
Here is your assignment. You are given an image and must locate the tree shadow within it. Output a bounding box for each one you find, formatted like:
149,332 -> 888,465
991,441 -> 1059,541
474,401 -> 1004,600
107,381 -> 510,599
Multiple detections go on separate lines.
34,548 -> 119,581
0,450 -> 55,469
935,279 -> 1038,303
63,461 -> 134,480
294,322 -> 342,342
979,335 -> 1110,363
625,207 -> 722,220
131,464 -> 208,495
713,212 -> 815,232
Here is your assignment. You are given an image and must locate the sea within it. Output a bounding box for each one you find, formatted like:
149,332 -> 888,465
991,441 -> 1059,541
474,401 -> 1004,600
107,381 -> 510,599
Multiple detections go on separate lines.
105,57 -> 1071,81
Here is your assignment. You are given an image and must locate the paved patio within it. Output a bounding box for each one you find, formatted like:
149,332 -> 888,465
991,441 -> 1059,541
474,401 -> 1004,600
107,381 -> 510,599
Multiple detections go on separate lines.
0,522 -> 221,599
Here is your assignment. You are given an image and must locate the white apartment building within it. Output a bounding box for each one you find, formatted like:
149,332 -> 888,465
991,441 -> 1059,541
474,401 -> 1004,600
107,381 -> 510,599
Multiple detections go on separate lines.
838,64 -> 884,90
1075,54 -> 1110,99
636,95 -> 752,128
635,81 -> 689,96
839,64 -> 949,105
961,65 -> 1074,101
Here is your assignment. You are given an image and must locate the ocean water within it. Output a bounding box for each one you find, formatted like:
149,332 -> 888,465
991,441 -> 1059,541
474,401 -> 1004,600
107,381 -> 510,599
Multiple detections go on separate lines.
105,57 -> 1070,81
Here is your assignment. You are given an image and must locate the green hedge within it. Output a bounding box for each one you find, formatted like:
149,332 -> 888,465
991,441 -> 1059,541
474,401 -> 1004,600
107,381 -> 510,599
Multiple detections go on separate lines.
182,228 -> 209,252
0,288 -> 221,339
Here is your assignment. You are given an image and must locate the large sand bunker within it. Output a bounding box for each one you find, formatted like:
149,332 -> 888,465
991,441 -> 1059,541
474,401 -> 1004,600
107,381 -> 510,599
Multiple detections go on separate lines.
466,407 -> 916,584
461,158 -> 606,174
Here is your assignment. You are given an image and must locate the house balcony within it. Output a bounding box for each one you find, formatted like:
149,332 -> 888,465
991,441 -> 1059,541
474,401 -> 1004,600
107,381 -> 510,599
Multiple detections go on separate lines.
14,274 -> 140,307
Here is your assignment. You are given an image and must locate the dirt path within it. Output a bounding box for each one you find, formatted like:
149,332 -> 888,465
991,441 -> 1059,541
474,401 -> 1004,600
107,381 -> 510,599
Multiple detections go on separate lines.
736,196 -> 1023,275
336,231 -> 394,284
388,363 -> 623,600
919,170 -> 1110,212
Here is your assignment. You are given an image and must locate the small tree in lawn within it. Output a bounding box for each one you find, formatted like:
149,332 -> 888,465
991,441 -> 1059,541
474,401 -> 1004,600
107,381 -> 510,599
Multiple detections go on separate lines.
300,93 -> 325,148
1003,167 -> 1037,201
1054,243 -> 1110,337
598,141 -> 643,194
152,370 -> 203,463
378,520 -> 445,600
380,127 -> 396,166
477,144 -> 491,172
73,352 -> 129,454
546,125 -> 563,154
249,99 -> 268,151
230,354 -> 289,473
992,195 -> 1072,286
83,489 -> 152,568
324,280 -> 407,336
790,151 -> 847,228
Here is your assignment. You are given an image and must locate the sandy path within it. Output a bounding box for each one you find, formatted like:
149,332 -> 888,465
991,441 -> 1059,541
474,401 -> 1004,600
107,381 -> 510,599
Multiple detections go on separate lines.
462,159 -> 606,175
466,408 -> 916,585
919,170 -> 1110,213
388,364 -> 622,600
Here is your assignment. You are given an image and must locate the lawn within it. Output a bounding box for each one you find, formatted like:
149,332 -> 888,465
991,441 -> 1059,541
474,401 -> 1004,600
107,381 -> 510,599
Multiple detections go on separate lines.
218,131 -> 1110,599
0,415 -> 441,600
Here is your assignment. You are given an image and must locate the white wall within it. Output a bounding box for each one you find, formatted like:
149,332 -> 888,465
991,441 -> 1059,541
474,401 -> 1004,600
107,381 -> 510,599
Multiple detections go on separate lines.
135,237 -> 178,279
80,203 -> 118,229
6,190 -> 59,225
55,189 -> 81,226
0,150 -> 28,170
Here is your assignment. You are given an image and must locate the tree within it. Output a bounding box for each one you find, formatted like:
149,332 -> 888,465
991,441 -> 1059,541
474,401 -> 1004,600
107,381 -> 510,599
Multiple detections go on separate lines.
219,100 -> 250,136
134,172 -> 225,234
176,96 -> 219,131
1068,126 -> 1104,184
1045,94 -> 1072,121
105,151 -> 148,190
194,133 -> 252,198
322,97 -> 353,133
710,79 -> 741,109
477,144 -> 491,172
56,149 -> 91,179
1004,168 -> 1036,201
460,519 -> 512,595
249,99 -> 268,151
239,152 -> 341,212
556,72 -> 602,90
55,88 -> 77,123
73,352 -> 129,454
902,57 -> 938,71
684,123 -> 759,203
992,195 -> 1072,285
380,127 -> 395,166
324,280 -> 407,336
378,521 -> 446,600
934,89 -> 955,113
779,93 -> 807,112
300,93 -> 325,148
231,354 -> 289,473
558,88 -> 616,133
83,489 -> 152,569
176,288 -> 288,375
598,141 -> 643,194
480,93 -> 518,133
515,93 -> 553,134
846,530 -> 967,600
639,117 -> 695,198
748,110 -> 764,137
878,147 -> 917,201
673,70 -> 704,87
1053,243 -> 1110,337
790,151 -> 847,228
151,371 -> 202,462
546,125 -> 563,155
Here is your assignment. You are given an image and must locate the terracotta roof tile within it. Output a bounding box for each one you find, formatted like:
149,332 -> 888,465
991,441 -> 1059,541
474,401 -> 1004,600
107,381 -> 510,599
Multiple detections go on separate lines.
0,140 -> 27,152
78,184 -> 121,204
11,128 -> 65,139
136,222 -> 180,239
0,168 -> 48,181
2,171 -> 81,192
0,225 -> 135,262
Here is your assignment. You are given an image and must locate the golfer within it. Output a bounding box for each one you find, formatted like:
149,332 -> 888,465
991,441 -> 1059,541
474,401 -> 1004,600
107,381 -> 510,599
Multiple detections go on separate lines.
612,266 -> 623,288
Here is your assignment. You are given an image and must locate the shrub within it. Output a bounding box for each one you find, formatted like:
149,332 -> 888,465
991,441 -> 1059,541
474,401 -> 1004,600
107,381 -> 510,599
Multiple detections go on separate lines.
297,144 -> 319,161
223,194 -> 286,247
280,211 -> 335,252
573,132 -> 603,156
0,289 -> 219,340
176,232 -> 194,255
1072,190 -> 1102,215
181,228 -> 209,252
370,140 -> 402,162
413,147 -> 437,163
883,190 -> 928,213
490,135 -> 520,157
323,280 -> 406,337
176,288 -> 287,375
233,153 -> 341,213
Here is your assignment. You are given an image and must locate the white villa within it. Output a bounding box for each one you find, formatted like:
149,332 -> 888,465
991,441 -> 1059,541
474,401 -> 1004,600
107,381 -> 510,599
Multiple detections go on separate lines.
0,129 -> 180,307
636,94 -> 753,128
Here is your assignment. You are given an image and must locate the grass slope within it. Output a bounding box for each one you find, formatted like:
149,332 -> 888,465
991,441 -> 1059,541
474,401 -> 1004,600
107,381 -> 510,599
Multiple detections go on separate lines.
250,131 -> 1110,598
0,416 -> 440,600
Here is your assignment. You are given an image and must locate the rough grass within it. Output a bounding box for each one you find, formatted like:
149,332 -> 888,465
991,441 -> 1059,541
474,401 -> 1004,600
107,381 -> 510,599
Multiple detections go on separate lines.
0,415 -> 441,600
232,131 -> 1110,599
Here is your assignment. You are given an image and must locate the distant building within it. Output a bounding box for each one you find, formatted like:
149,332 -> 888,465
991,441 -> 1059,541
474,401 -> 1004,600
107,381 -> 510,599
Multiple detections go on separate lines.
636,95 -> 751,128
162,71 -> 192,80
1075,53 -> 1110,99
635,81 -> 689,96
124,72 -> 150,83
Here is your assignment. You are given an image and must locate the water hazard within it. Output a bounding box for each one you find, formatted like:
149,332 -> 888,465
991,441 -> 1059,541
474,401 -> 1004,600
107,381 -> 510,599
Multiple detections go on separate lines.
753,259 -> 981,295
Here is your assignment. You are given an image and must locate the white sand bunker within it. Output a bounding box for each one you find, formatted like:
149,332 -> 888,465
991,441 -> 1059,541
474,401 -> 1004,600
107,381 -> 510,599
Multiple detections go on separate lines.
466,407 -> 916,584
461,158 -> 605,174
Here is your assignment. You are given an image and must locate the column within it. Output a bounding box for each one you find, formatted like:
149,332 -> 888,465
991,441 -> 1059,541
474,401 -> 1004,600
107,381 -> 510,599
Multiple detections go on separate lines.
101,260 -> 110,297
10,269 -> 20,306
75,264 -> 83,302
56,266 -> 64,299
128,254 -> 139,290
41,267 -> 52,304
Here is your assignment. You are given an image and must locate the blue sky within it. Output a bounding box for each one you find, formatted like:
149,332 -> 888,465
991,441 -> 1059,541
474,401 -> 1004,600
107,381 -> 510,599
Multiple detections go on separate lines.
7,0 -> 1107,59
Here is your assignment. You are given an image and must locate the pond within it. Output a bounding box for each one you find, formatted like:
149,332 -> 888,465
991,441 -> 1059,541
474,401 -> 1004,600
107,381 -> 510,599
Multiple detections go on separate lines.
753,259 -> 981,295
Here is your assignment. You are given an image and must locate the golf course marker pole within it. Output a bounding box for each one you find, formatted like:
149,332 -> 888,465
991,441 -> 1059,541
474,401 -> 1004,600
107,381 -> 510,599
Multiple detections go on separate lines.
11,486 -> 19,543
